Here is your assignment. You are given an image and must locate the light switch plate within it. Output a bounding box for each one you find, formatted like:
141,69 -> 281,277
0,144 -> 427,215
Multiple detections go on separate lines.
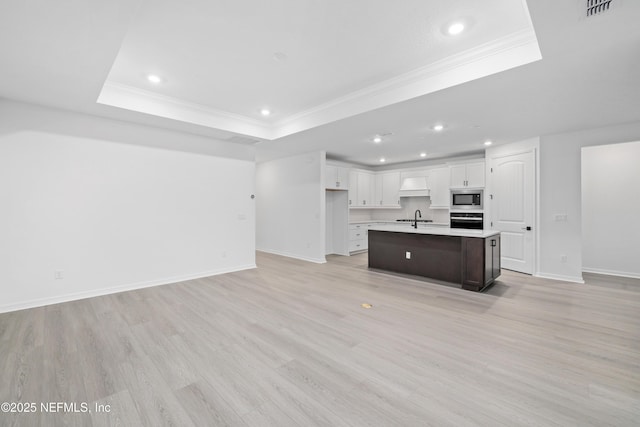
405,251 -> 411,259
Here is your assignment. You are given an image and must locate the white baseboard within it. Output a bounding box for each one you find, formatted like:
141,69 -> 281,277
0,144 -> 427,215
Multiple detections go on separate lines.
534,272 -> 585,284
0,264 -> 257,314
256,249 -> 326,264
582,267 -> 640,280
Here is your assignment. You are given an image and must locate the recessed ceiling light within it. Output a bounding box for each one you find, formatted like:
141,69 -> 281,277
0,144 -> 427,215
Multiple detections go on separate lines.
447,22 -> 465,35
420,152 -> 427,157
373,136 -> 382,143
379,157 -> 386,163
433,124 -> 444,132
147,74 -> 163,84
260,108 -> 271,116
484,140 -> 493,146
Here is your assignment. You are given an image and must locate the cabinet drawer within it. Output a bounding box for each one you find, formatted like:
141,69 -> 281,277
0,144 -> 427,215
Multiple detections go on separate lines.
349,229 -> 366,240
349,239 -> 367,252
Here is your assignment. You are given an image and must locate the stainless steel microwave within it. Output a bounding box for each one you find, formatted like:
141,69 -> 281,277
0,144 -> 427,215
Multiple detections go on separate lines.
451,189 -> 483,210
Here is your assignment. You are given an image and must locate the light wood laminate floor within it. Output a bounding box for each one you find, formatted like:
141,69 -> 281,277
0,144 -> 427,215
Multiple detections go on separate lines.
1,252 -> 639,426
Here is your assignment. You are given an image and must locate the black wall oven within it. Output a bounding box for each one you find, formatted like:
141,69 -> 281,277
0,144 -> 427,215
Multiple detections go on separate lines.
450,212 -> 484,230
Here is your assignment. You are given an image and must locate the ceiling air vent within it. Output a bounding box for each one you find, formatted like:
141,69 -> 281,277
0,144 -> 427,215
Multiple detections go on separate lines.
586,0 -> 613,17
226,135 -> 261,145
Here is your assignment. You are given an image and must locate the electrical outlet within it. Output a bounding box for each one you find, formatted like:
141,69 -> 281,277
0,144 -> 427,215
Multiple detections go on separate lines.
405,251 -> 411,260
560,255 -> 567,263
54,270 -> 64,280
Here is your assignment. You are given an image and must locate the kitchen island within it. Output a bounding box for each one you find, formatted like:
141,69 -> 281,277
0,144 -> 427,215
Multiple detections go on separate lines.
368,225 -> 501,291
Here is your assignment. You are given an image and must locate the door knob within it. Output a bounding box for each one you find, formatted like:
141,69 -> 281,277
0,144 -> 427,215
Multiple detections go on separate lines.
521,226 -> 532,231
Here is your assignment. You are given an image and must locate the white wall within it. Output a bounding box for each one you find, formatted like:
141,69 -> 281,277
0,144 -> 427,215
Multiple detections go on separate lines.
256,151 -> 326,263
325,192 -> 335,255
539,121 -> 640,282
0,100 -> 256,313
582,141 -> 640,278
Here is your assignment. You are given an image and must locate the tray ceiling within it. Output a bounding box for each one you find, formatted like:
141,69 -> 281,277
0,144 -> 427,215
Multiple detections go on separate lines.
97,0 -> 540,140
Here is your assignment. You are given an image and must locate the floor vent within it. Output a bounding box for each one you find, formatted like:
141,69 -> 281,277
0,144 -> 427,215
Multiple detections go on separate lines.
586,0 -> 613,17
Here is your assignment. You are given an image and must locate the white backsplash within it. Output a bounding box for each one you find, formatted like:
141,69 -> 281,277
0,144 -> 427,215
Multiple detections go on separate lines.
349,197 -> 450,223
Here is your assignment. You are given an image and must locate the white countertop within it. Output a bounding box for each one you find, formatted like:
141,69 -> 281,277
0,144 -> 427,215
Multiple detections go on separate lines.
349,220 -> 449,226
349,220 -> 398,224
368,224 -> 500,238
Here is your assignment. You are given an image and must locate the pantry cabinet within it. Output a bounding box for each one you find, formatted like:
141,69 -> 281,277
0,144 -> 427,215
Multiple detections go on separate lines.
325,165 -> 349,190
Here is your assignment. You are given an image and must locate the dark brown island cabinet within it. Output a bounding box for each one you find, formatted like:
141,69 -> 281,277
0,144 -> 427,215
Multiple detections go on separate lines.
368,228 -> 501,292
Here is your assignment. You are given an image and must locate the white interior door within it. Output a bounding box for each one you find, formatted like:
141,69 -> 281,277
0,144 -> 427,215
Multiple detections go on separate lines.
490,151 -> 535,274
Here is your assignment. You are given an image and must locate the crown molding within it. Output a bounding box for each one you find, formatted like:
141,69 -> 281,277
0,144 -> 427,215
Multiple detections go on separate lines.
97,28 -> 541,142
272,28 -> 541,138
97,82 -> 276,140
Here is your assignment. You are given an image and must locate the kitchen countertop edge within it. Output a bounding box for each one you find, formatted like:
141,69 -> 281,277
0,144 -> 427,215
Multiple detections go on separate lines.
349,220 -> 450,226
368,224 -> 500,238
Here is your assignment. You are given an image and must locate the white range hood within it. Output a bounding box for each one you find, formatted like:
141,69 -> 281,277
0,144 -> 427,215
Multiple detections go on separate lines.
398,177 -> 430,197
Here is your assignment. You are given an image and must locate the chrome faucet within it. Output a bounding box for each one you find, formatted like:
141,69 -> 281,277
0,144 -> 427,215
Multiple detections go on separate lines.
414,209 -> 422,229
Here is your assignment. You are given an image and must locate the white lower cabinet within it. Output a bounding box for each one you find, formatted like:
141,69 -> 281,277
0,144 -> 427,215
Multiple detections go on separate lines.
349,223 -> 367,252
349,222 -> 385,253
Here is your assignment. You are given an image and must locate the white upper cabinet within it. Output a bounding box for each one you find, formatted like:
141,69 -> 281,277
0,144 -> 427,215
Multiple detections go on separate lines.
466,162 -> 485,187
450,162 -> 485,188
375,172 -> 401,207
348,170 -> 358,206
450,165 -> 467,188
349,170 -> 375,207
343,161 -> 485,209
325,165 -> 349,190
382,172 -> 401,206
356,171 -> 374,206
427,167 -> 450,209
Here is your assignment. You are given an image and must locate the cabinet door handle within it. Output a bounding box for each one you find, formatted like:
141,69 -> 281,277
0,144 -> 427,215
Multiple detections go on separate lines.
336,182 -> 340,187
363,200 -> 366,205
349,200 -> 352,205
